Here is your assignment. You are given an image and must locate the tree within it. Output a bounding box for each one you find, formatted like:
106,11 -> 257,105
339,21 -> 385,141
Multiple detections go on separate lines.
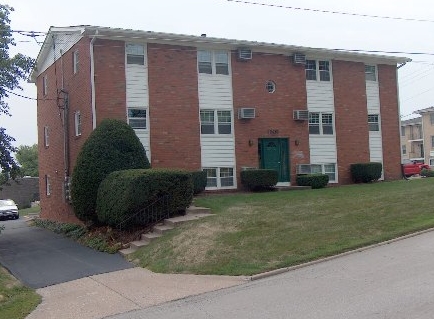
16,144 -> 38,177
71,119 -> 150,224
0,5 -> 35,183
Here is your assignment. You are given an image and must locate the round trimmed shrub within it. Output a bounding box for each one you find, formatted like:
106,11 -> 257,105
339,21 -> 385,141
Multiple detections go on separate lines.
296,173 -> 329,189
71,119 -> 150,223
191,171 -> 207,195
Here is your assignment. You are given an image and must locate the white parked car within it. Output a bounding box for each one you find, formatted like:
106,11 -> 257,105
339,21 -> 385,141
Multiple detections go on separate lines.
0,199 -> 19,220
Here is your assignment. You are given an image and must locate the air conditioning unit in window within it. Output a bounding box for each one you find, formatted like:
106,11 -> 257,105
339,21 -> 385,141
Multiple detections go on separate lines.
238,48 -> 252,61
238,108 -> 256,119
293,110 -> 309,121
293,53 -> 306,65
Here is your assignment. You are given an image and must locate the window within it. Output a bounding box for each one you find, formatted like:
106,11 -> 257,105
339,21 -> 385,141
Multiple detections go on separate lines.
126,44 -> 145,65
74,111 -> 81,136
42,75 -> 48,96
215,51 -> 229,75
431,136 -> 434,148
266,81 -> 276,93
368,114 -> 380,131
44,126 -> 49,147
297,163 -> 336,182
127,108 -> 147,129
73,50 -> 79,74
401,126 -> 405,137
220,168 -> 234,187
45,175 -> 51,196
365,65 -> 376,81
309,112 -> 333,135
430,113 -> 434,125
203,167 -> 235,188
430,158 -> 434,166
198,50 -> 229,75
324,164 -> 336,182
402,145 -> 407,155
200,110 -> 232,135
305,60 -> 330,81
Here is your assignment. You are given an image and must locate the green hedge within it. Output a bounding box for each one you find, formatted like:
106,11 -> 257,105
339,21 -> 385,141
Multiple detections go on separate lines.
296,174 -> 329,189
240,169 -> 278,191
191,171 -> 207,195
421,168 -> 434,177
96,169 -> 193,229
350,162 -> 382,183
71,119 -> 150,223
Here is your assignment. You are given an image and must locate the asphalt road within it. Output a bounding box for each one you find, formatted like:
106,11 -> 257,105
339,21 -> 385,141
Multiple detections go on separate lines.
0,218 -> 132,288
108,230 -> 434,319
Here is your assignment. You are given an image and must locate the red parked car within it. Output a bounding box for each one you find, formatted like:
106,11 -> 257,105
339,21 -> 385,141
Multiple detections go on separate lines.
402,161 -> 430,177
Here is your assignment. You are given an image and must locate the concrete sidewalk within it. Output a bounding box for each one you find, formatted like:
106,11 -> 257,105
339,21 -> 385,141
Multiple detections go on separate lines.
26,267 -> 246,319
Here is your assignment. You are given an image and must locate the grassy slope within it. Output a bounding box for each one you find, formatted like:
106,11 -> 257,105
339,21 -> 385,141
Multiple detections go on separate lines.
0,267 -> 41,319
132,178 -> 434,275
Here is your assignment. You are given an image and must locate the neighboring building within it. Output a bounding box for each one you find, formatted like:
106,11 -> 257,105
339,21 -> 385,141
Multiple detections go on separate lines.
414,107 -> 434,166
400,117 -> 423,163
30,26 -> 409,223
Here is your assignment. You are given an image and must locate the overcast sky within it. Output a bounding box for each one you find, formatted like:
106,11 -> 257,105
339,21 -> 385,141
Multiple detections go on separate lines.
3,0 -> 434,148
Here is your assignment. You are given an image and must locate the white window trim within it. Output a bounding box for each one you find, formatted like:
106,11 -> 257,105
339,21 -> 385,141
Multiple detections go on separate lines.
44,126 -> 49,147
74,111 -> 82,136
127,107 -> 148,130
203,167 -> 237,190
45,175 -> 51,196
197,50 -> 230,76
368,114 -> 381,132
297,163 -> 337,183
73,50 -> 79,74
42,75 -> 48,96
126,43 -> 145,65
308,112 -> 335,136
305,59 -> 332,82
365,65 -> 377,81
200,109 -> 233,135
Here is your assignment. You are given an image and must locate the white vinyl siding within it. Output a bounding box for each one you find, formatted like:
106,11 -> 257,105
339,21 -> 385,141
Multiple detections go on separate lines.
39,31 -> 83,75
198,48 -> 235,189
306,66 -> 337,182
366,66 -> 383,179
125,43 -> 150,160
198,76 -> 233,110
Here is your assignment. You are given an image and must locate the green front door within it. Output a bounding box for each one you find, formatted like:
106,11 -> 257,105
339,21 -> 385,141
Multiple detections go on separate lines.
259,138 -> 289,183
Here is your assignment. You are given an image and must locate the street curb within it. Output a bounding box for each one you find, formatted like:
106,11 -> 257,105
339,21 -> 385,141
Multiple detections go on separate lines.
247,227 -> 434,281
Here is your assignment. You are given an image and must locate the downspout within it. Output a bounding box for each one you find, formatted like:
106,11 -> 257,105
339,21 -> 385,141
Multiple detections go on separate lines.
90,31 -> 98,129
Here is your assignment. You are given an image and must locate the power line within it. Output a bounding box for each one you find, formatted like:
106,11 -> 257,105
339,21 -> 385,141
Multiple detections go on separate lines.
5,89 -> 37,101
226,0 -> 434,23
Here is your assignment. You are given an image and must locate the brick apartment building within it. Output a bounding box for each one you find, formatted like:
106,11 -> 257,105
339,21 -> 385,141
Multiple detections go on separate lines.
401,107 -> 434,166
30,26 -> 409,223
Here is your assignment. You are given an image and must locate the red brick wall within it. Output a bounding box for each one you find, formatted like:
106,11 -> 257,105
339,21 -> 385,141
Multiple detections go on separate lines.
333,60 -> 370,184
232,52 -> 309,184
378,64 -> 401,180
147,43 -> 201,170
93,39 -> 127,122
37,37 -> 93,224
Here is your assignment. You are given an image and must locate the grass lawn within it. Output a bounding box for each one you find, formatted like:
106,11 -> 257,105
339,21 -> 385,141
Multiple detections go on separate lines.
132,178 -> 434,276
19,205 -> 40,218
0,267 -> 41,319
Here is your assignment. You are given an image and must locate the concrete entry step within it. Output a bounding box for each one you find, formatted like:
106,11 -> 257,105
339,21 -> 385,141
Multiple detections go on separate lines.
120,206 -> 213,256
153,224 -> 174,234
141,232 -> 162,241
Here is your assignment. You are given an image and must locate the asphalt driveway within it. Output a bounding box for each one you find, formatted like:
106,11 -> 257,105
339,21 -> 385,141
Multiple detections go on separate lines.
0,218 -> 132,288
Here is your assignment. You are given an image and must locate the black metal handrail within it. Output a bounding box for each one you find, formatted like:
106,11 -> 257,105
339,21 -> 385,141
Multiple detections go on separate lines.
116,194 -> 171,231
